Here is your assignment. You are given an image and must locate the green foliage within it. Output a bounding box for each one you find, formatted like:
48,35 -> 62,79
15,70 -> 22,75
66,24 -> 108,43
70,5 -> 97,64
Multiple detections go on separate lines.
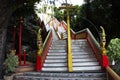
82,0 -> 120,43
54,5 -> 85,31
54,7 -> 64,21
4,50 -> 19,75
107,38 -> 120,62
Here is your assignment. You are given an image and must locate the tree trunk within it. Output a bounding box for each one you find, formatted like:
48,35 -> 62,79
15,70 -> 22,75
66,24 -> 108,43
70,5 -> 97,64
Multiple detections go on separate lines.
0,0 -> 17,78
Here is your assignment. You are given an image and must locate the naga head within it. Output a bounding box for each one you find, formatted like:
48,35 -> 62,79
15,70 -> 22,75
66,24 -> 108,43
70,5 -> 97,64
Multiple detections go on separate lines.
100,26 -> 106,48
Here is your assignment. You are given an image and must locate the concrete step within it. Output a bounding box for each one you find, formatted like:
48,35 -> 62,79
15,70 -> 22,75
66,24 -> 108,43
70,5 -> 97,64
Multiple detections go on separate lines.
50,46 -> 66,49
51,44 -> 91,48
48,51 -> 92,55
72,41 -> 89,45
72,58 -> 97,62
14,76 -> 107,80
14,72 -> 107,80
46,55 -> 67,59
54,39 -> 87,44
49,49 -> 66,53
43,63 -> 67,67
50,46 -> 91,50
45,58 -> 97,63
52,43 -> 89,46
49,49 -> 92,53
46,54 -> 95,59
72,54 -> 94,59
45,59 -> 67,63
72,51 -> 93,55
73,62 -> 99,66
47,52 -> 67,55
51,45 -> 66,47
23,72 -> 106,78
52,42 -> 89,46
43,62 -> 99,67
42,67 -> 68,72
51,44 -> 91,47
72,49 -> 92,52
73,66 -> 101,71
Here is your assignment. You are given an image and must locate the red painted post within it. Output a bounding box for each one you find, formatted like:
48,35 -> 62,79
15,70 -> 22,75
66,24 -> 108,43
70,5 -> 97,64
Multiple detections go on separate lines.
23,50 -> 27,65
18,17 -> 23,65
36,55 -> 42,71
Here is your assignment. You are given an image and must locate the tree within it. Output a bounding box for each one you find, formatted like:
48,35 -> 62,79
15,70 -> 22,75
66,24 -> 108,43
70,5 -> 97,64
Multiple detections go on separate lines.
82,0 -> 120,45
54,7 -> 64,21
0,0 -> 40,78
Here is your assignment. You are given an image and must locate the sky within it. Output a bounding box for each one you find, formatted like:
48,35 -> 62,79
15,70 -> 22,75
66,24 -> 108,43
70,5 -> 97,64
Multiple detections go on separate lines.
55,0 -> 84,7
70,0 -> 84,5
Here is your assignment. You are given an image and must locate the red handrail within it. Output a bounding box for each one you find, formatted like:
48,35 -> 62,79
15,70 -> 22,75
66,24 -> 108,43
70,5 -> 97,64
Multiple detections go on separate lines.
86,30 -> 102,65
106,66 -> 120,80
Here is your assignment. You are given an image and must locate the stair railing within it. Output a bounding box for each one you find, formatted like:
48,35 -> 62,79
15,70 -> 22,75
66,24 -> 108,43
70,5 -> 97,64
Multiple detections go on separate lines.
86,28 -> 102,65
36,30 -> 52,71
100,26 -> 120,80
71,28 -> 120,79
106,66 -> 120,80
66,8 -> 73,72
86,28 -> 120,80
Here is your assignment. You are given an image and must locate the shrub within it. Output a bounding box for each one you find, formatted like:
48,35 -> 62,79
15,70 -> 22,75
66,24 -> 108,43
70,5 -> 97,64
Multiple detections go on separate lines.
107,38 -> 120,62
4,50 -> 19,75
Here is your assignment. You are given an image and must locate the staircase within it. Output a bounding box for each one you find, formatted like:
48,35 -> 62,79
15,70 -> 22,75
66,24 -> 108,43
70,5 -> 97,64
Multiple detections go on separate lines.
42,39 -> 101,72
72,39 -> 101,72
42,40 -> 68,72
14,39 -> 107,80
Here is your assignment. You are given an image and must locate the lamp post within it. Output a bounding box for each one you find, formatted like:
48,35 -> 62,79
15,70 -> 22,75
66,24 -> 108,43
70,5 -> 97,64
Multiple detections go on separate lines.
59,0 -> 75,72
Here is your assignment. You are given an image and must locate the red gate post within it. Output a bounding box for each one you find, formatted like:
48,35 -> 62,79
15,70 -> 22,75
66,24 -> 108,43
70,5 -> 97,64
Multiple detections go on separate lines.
18,17 -> 23,66
23,50 -> 27,65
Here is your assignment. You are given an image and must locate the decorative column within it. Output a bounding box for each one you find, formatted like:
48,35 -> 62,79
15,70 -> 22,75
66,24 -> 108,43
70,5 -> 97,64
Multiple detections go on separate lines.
36,29 -> 43,71
100,26 -> 109,68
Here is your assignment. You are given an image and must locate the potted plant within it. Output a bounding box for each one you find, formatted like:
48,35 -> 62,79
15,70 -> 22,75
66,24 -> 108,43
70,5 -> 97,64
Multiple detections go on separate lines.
4,50 -> 19,80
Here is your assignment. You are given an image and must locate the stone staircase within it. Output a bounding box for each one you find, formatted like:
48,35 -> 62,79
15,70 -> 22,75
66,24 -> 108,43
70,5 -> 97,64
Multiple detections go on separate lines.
14,72 -> 107,80
14,39 -> 107,80
42,39 -> 101,72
